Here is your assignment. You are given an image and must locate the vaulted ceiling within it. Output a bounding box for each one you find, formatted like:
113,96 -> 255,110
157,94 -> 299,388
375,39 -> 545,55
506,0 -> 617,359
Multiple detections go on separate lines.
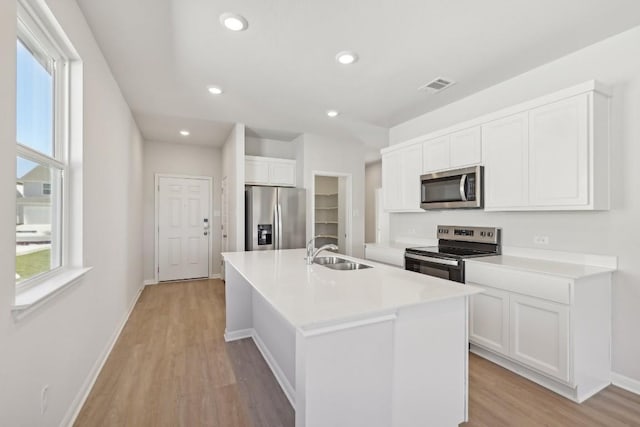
77,0 -> 640,160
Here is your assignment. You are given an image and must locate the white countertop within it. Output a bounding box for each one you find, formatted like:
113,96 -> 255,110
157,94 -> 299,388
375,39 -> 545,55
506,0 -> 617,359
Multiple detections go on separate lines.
223,249 -> 481,328
466,255 -> 616,279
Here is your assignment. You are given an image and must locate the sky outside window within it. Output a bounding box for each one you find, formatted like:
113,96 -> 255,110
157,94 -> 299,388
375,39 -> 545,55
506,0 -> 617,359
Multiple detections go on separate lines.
16,38 -> 54,177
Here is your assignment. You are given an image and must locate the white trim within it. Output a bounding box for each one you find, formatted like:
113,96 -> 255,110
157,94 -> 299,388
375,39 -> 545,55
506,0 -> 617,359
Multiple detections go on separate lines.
612,372 -> 640,396
143,279 -> 158,286
299,314 -> 397,337
251,331 -> 296,408
224,327 -> 296,408
154,174 -> 213,283
209,273 -> 221,279
12,267 -> 92,319
469,344 -> 609,403
224,328 -> 253,342
61,285 -> 143,427
311,171 -> 353,256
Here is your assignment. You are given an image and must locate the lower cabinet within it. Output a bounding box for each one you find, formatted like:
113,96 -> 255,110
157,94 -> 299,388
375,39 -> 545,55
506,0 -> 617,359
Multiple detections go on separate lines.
509,294 -> 569,382
467,260 -> 612,402
469,287 -> 509,355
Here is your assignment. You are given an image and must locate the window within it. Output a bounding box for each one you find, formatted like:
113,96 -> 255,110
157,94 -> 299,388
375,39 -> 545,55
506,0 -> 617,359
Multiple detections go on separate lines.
15,3 -> 68,287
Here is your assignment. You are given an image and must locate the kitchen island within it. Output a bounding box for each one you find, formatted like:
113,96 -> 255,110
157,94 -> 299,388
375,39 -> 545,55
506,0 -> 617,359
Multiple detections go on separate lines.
222,249 -> 482,427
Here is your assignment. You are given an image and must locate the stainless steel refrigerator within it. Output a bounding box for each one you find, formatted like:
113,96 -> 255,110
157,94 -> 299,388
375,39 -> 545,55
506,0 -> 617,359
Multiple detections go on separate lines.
245,186 -> 306,251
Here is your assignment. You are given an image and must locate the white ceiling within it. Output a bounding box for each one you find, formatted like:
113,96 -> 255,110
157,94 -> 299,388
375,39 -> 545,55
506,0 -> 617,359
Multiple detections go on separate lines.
77,0 -> 640,156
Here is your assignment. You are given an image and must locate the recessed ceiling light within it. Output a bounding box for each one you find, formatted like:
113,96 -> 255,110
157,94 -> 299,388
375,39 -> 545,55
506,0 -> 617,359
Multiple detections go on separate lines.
208,85 -> 223,95
179,129 -> 190,136
335,51 -> 358,65
326,110 -> 339,118
220,12 -> 248,31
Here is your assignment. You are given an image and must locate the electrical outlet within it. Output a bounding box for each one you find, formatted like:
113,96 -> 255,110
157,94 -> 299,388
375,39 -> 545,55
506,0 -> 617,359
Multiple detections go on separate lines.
41,385 -> 49,415
533,235 -> 549,245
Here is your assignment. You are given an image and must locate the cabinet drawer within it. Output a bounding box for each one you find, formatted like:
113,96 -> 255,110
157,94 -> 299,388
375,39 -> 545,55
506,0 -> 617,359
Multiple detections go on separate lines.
466,263 -> 572,304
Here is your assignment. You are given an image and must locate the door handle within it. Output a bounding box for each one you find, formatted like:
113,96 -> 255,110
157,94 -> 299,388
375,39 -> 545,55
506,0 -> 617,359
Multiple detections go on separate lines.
459,174 -> 468,202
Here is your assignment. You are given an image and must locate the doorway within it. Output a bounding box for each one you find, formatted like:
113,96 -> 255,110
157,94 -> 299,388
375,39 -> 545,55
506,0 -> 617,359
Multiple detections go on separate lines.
155,175 -> 211,282
312,172 -> 352,255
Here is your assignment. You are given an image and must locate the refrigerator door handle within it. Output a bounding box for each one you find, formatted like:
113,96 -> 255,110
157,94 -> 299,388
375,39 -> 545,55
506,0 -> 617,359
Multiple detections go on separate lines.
277,203 -> 283,249
273,202 -> 279,250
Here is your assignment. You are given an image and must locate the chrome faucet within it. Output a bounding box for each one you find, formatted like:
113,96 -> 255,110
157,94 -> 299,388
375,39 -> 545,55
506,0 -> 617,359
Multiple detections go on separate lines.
305,237 -> 338,264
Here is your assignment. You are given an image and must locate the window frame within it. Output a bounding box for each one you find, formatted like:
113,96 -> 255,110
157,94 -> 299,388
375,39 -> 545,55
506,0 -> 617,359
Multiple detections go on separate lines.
15,1 -> 71,291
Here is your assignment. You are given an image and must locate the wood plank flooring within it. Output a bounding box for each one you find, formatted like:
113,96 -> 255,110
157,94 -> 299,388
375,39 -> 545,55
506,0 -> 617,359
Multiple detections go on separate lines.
75,279 -> 640,427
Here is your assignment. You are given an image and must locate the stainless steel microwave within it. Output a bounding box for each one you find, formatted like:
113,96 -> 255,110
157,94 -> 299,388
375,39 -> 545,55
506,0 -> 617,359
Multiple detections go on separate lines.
420,165 -> 483,210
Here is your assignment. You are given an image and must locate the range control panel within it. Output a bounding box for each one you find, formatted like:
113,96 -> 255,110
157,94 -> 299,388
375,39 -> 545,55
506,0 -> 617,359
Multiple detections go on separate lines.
437,225 -> 501,244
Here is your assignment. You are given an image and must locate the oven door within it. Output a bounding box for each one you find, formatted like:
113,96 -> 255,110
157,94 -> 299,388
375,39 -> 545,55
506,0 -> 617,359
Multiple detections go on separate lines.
420,166 -> 482,210
405,253 -> 464,283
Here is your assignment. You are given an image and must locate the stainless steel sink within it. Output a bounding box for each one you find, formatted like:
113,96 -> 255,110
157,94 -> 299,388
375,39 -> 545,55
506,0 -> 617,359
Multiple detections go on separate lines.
313,256 -> 349,265
323,262 -> 373,270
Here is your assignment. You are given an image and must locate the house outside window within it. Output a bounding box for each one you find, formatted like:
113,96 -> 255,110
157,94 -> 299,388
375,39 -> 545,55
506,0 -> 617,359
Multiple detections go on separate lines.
15,3 -> 69,286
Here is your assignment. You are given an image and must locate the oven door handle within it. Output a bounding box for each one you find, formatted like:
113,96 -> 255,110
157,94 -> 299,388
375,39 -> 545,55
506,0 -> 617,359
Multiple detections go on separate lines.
405,253 -> 460,266
459,174 -> 468,202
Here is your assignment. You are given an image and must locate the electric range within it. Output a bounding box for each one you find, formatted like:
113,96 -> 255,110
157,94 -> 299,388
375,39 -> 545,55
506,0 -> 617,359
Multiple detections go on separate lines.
405,225 -> 501,283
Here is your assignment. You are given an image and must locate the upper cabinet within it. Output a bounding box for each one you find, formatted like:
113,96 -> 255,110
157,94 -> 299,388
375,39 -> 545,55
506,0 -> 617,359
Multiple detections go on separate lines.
483,113 -> 529,209
483,90 -> 609,211
422,126 -> 481,173
245,156 -> 296,187
382,144 -> 422,212
383,81 -> 611,213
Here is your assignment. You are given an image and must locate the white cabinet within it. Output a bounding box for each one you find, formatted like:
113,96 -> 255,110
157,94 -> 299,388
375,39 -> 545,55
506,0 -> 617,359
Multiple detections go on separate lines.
382,144 -> 422,212
466,260 -> 612,402
529,95 -> 588,207
422,136 -> 450,172
422,127 -> 481,173
509,294 -> 569,382
469,287 -> 510,355
245,156 -> 296,187
483,91 -> 609,211
482,113 -> 529,209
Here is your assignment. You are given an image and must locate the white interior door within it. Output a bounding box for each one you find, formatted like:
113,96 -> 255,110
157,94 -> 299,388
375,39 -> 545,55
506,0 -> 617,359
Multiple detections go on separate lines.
221,176 -> 229,278
158,176 -> 210,281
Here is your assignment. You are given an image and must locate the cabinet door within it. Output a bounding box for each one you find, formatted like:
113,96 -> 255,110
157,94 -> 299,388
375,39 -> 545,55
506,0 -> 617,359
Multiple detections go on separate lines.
529,94 -> 589,207
469,286 -> 510,356
482,113 -> 529,209
509,294 -> 570,382
382,151 -> 403,210
401,144 -> 423,210
450,127 -> 481,168
422,136 -> 450,172
269,161 -> 296,187
245,158 -> 270,184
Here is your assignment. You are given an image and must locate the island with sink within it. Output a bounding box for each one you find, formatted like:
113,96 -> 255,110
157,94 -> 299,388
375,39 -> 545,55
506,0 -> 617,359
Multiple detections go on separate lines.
222,248 -> 483,427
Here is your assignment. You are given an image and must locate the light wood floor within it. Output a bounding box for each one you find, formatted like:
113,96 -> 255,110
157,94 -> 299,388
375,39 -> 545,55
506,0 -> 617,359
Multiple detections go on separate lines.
75,279 -> 640,427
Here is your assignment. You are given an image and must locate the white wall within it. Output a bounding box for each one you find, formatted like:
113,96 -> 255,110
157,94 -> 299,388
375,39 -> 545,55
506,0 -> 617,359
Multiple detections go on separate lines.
245,136 -> 297,159
298,134 -> 366,258
142,141 -> 223,280
222,123 -> 245,252
365,161 -> 382,243
0,0 -> 144,424
389,25 -> 640,383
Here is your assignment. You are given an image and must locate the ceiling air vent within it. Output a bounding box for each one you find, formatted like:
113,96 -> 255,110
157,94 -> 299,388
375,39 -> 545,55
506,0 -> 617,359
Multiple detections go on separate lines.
418,77 -> 456,93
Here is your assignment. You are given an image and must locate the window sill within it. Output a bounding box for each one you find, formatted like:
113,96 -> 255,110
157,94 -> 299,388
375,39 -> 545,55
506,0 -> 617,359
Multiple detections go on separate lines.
12,267 -> 92,320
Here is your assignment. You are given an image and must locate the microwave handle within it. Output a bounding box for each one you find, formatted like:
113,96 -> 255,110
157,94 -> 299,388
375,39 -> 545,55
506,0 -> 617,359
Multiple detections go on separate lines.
459,174 -> 468,201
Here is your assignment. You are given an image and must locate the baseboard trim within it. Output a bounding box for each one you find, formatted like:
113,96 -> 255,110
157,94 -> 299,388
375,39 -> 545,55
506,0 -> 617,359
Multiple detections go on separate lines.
612,372 -> 640,396
61,285 -> 144,427
470,344 -> 608,403
224,328 -> 253,342
209,273 -> 221,279
223,327 -> 296,409
143,279 -> 158,286
251,332 -> 296,409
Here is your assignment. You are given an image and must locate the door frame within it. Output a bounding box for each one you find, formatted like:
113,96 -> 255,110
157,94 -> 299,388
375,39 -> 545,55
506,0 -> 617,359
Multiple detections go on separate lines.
154,173 -> 213,284
311,171 -> 353,256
